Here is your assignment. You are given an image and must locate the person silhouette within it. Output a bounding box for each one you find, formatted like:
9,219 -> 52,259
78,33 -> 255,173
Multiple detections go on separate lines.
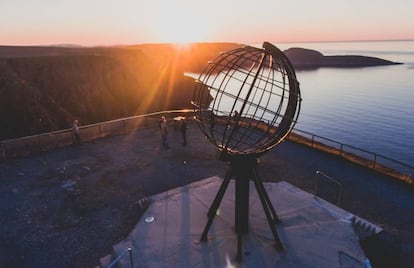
72,119 -> 80,145
159,116 -> 170,149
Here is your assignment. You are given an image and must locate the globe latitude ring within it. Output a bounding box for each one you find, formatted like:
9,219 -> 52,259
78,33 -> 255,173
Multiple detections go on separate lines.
192,41 -> 301,158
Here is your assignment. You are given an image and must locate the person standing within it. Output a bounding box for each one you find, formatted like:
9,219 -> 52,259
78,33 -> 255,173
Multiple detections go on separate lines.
160,116 -> 170,149
72,119 -> 81,145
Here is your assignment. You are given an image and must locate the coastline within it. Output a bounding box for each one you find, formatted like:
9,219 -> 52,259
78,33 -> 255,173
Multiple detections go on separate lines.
1,41 -> 412,169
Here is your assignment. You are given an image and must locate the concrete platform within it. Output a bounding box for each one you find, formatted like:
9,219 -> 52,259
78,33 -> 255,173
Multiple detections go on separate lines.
105,177 -> 377,267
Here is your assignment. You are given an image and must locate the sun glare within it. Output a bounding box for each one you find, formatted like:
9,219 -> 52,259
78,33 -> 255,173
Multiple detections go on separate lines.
152,18 -> 208,44
149,1 -> 210,44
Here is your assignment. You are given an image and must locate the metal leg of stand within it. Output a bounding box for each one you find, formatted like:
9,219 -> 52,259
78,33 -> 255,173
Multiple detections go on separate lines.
252,173 -> 284,251
235,177 -> 249,234
200,168 -> 233,241
207,167 -> 233,217
253,168 -> 281,223
236,232 -> 243,262
234,176 -> 250,262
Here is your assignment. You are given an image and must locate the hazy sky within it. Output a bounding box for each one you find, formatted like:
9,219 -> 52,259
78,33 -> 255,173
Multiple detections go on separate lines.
1,0 -> 413,46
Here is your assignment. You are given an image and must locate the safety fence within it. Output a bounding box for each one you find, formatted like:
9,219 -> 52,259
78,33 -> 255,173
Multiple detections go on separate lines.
0,110 -> 191,160
1,109 -> 413,185
288,129 -> 413,184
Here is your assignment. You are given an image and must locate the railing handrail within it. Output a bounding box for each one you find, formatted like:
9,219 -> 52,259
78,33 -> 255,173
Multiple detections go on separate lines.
314,170 -> 343,206
0,110 -> 412,184
0,109 -> 193,144
292,128 -> 413,170
212,111 -> 414,174
107,247 -> 134,268
289,128 -> 413,184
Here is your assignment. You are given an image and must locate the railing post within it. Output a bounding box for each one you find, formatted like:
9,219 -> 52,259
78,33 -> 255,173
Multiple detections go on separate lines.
314,170 -> 320,197
107,247 -> 134,268
0,143 -> 5,160
373,154 -> 377,169
311,135 -> 315,147
340,144 -> 343,156
128,247 -> 134,268
314,170 -> 342,206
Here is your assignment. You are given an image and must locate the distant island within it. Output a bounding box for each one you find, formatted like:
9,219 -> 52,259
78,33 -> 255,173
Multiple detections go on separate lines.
283,47 -> 401,69
0,43 -> 401,140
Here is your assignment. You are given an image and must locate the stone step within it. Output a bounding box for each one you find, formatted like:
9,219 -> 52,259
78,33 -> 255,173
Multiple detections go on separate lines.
351,216 -> 383,240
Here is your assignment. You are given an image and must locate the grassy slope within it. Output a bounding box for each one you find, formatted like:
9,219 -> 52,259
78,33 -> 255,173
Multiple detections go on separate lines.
0,43 -> 241,140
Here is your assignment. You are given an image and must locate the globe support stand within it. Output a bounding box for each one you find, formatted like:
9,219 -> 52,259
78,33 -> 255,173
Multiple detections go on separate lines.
200,156 -> 284,262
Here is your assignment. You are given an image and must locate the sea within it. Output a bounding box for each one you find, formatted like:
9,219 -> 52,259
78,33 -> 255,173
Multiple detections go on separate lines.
272,40 -> 414,171
193,40 -> 414,173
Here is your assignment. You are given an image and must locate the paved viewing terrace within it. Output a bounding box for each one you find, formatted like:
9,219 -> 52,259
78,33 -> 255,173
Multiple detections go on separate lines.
0,113 -> 413,267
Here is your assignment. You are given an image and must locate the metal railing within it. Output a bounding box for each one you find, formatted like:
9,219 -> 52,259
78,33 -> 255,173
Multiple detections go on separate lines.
1,110 -> 412,185
288,129 -> 414,185
107,247 -> 134,268
314,170 -> 343,206
0,109 -> 192,160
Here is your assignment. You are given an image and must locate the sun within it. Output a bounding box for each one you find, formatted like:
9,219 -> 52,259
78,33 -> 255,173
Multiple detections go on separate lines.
156,23 -> 205,44
152,17 -> 208,44
150,2 -> 210,44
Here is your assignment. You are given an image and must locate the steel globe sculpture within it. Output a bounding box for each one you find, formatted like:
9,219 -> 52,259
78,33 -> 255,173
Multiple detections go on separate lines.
192,42 -> 302,262
193,41 -> 301,158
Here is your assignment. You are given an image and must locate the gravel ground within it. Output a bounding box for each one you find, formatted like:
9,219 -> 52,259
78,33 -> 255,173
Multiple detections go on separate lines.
0,122 -> 413,267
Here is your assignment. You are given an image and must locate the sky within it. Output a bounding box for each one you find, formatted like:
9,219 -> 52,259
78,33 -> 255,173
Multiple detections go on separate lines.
1,0 -> 413,46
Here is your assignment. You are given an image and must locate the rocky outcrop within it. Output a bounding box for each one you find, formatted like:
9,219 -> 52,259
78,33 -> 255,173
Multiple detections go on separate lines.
283,47 -> 401,69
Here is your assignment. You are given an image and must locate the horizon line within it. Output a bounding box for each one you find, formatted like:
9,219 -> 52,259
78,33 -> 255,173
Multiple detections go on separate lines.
1,38 -> 414,48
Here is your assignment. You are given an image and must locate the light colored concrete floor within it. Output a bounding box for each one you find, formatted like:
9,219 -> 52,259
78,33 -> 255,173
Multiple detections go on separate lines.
110,177 -> 376,268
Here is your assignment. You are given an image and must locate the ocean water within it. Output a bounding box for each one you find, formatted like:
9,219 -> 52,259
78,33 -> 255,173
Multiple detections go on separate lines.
274,40 -> 414,168
194,40 -> 414,171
